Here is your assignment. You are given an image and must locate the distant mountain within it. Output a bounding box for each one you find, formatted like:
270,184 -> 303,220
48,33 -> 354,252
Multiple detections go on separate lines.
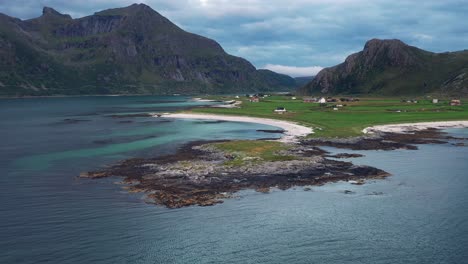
0,4 -> 295,96
294,76 -> 314,87
298,39 -> 468,96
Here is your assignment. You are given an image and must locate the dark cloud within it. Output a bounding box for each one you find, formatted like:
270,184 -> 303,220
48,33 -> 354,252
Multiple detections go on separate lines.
0,0 -> 466,77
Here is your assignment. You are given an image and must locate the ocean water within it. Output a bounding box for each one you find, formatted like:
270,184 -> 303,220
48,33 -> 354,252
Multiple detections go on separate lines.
1,96 -> 467,263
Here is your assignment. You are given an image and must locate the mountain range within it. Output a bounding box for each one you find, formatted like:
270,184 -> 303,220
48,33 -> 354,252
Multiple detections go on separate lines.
299,39 -> 468,96
0,4 -> 296,96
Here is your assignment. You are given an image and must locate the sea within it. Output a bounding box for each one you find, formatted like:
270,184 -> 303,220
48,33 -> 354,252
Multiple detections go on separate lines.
1,96 -> 467,264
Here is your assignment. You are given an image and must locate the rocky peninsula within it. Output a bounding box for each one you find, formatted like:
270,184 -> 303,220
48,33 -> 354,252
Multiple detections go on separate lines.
81,140 -> 388,208
81,113 -> 467,208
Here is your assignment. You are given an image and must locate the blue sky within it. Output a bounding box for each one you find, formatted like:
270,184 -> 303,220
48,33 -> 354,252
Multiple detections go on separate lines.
1,0 -> 467,77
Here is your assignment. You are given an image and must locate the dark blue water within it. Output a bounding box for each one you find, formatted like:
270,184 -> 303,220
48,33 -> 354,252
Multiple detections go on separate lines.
1,96 -> 467,263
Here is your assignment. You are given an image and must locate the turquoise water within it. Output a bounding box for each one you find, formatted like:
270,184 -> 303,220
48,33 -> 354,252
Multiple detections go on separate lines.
1,96 -> 467,263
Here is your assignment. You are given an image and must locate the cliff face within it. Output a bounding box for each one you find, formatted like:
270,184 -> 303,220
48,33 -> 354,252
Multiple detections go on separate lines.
0,4 -> 295,96
299,39 -> 468,96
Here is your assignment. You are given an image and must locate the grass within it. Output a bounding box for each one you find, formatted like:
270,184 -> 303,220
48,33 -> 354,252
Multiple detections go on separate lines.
190,95 -> 468,138
210,140 -> 295,166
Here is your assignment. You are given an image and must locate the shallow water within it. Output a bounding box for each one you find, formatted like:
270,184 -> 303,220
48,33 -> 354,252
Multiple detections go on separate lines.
1,96 -> 467,263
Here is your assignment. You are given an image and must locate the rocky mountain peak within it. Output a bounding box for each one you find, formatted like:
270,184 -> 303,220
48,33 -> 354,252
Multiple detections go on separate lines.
358,38 -> 422,68
0,4 -> 296,96
94,3 -> 162,18
42,7 -> 71,19
364,38 -> 407,50
299,38 -> 468,96
128,3 -> 152,10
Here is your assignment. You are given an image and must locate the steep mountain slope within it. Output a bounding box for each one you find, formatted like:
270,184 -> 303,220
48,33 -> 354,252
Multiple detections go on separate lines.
298,39 -> 468,96
0,4 -> 295,96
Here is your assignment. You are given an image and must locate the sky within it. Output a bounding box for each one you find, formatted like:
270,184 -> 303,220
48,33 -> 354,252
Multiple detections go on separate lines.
1,0 -> 467,77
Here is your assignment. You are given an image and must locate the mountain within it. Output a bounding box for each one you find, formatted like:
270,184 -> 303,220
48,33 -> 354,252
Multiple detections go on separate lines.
294,76 -> 314,87
0,4 -> 295,96
298,39 -> 468,96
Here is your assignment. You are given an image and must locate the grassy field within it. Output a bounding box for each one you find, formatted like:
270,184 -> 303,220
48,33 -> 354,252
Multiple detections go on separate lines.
190,95 -> 468,138
210,140 -> 295,166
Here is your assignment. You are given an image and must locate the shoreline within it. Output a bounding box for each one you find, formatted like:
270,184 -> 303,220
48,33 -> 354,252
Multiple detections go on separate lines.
82,124 -> 467,208
160,113 -> 313,142
363,121 -> 468,134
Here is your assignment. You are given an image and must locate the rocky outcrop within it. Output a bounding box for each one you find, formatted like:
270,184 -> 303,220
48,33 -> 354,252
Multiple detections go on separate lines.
299,39 -> 468,96
81,140 -> 389,208
0,4 -> 295,96
301,128 -> 450,150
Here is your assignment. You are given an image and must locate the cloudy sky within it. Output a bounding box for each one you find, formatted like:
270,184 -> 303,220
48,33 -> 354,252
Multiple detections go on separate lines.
1,0 -> 467,77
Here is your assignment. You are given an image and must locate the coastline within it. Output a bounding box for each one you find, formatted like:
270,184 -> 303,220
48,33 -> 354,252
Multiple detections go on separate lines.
82,98 -> 467,208
363,121 -> 468,134
82,117 -> 467,208
160,113 -> 313,142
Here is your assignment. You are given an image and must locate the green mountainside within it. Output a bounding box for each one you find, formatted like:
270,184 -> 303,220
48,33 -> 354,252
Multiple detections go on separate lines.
298,39 -> 468,96
0,4 -> 295,96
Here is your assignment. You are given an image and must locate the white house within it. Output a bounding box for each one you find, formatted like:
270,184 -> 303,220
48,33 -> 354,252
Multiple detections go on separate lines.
274,107 -> 287,113
319,97 -> 326,104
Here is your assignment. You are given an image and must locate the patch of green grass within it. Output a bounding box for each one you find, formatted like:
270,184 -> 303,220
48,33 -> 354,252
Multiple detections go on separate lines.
191,96 -> 468,138
210,140 -> 295,165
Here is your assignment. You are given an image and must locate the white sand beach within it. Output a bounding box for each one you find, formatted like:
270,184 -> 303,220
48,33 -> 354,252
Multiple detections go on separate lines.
363,121 -> 468,134
159,113 -> 313,142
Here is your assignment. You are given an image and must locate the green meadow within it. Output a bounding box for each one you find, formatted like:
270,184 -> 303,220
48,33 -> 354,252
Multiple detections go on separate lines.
190,96 -> 468,138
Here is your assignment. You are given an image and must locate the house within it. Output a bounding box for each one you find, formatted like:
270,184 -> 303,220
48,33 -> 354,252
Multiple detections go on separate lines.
450,99 -> 462,106
291,97 -> 297,100
250,96 -> 260,103
318,97 -> 327,104
432,99 -> 439,104
274,107 -> 287,113
303,97 -> 317,103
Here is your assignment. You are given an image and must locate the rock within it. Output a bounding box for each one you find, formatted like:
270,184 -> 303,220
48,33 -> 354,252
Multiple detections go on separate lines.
327,153 -> 365,158
255,187 -> 270,193
81,140 -> 390,208
350,179 -> 365,185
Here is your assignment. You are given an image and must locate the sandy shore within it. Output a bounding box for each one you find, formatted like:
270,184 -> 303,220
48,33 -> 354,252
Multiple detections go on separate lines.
160,113 -> 313,142
363,121 -> 468,134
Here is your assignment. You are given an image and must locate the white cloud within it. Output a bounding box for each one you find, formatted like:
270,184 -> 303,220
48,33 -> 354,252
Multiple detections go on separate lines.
413,33 -> 433,42
262,64 -> 324,77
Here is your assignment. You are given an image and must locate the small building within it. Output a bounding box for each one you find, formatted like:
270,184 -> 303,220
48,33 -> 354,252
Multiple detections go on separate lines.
274,107 -> 287,113
450,99 -> 462,106
250,96 -> 260,103
318,97 -> 327,104
291,97 -> 297,100
303,97 -> 317,103
432,99 -> 439,104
